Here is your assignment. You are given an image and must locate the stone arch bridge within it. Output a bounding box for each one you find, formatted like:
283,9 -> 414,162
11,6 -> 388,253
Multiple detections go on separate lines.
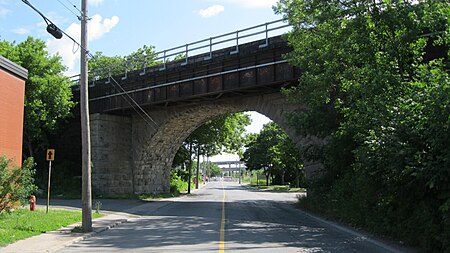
75,21 -> 319,195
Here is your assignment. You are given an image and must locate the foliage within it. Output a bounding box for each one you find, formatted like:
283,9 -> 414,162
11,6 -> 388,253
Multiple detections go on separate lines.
0,209 -> 102,246
250,184 -> 305,192
207,162 -> 222,177
170,170 -> 188,194
189,161 -> 222,178
0,156 -> 37,212
275,0 -> 449,251
88,45 -> 161,79
185,112 -> 251,157
242,122 -> 304,187
0,37 -> 75,158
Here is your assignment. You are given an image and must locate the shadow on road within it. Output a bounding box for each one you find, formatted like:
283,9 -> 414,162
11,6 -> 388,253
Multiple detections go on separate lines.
44,184 -> 410,253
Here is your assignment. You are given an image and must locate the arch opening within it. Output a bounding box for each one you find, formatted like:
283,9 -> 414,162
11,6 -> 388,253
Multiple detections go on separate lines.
91,93 -> 308,196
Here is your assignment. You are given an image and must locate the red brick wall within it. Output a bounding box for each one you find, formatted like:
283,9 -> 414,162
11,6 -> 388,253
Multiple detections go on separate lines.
0,70 -> 25,166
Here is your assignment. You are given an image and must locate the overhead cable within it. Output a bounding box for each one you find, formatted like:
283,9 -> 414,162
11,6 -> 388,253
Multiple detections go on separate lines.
55,0 -> 81,20
108,75 -> 159,129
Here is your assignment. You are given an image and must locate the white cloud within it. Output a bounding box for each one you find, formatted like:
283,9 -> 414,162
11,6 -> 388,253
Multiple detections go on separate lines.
46,14 -> 120,75
88,15 -> 119,40
224,0 -> 278,8
13,27 -> 30,35
89,0 -> 104,7
198,5 -> 225,18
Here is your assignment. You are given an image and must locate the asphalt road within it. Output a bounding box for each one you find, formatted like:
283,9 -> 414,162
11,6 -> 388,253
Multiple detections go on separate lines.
56,181 -> 413,253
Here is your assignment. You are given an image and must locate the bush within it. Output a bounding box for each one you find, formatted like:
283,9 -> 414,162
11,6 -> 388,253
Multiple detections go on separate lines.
170,170 -> 188,194
0,156 -> 37,212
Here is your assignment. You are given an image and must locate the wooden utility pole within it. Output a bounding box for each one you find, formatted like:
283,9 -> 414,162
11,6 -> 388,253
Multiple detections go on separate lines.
80,0 -> 92,232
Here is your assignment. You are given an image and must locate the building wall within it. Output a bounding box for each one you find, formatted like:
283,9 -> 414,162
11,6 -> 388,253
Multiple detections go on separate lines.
0,56 -> 27,166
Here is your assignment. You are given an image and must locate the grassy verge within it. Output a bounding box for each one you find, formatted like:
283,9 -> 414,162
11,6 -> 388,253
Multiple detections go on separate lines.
249,184 -> 306,192
0,208 -> 102,247
138,192 -> 181,201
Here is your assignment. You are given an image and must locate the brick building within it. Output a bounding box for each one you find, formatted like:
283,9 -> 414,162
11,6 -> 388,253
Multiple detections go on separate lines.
0,56 -> 28,166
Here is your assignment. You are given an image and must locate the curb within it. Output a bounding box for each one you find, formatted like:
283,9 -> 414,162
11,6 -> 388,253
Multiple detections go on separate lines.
67,216 -> 129,246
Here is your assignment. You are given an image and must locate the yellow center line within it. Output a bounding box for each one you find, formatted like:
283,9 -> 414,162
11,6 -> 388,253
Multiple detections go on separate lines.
219,182 -> 226,253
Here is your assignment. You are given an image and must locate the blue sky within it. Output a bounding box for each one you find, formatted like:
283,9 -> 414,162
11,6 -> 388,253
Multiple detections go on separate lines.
1,0 -> 282,74
1,0 -> 278,159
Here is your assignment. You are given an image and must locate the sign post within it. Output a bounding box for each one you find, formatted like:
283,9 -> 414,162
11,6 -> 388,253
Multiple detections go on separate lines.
46,149 -> 55,214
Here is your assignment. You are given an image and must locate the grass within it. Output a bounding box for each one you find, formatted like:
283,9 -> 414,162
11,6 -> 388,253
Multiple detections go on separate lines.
0,208 -> 102,247
138,192 -> 181,201
249,184 -> 306,192
92,191 -> 181,201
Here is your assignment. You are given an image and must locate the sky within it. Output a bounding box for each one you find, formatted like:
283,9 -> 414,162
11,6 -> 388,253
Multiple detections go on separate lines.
1,0 -> 283,74
1,0 -> 280,159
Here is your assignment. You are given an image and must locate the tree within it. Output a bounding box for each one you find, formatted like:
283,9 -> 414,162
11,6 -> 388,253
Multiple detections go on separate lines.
88,45 -> 161,79
207,162 -> 222,177
275,0 -> 449,251
186,112 -> 251,158
0,37 -> 75,158
242,122 -> 303,186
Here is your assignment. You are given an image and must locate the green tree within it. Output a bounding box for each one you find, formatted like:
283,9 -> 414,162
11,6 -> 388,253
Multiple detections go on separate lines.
182,112 -> 250,164
185,112 -> 251,158
0,37 -> 75,158
242,122 -> 303,186
275,0 -> 449,251
207,162 -> 222,177
88,45 -> 160,79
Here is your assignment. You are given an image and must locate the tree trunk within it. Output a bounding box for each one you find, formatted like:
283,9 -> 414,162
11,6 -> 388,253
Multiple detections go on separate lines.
295,169 -> 300,188
26,138 -> 33,159
281,169 -> 285,185
196,147 -> 200,189
188,143 -> 193,194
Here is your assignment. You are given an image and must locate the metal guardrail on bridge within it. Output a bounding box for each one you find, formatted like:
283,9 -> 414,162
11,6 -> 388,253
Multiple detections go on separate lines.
71,19 -> 291,87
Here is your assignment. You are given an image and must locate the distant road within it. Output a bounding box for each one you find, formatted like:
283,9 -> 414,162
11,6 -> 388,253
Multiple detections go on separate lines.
58,181 -> 414,253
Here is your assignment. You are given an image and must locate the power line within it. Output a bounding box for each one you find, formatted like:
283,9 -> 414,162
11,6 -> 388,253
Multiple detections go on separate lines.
55,0 -> 81,20
108,76 -> 159,129
64,0 -> 82,15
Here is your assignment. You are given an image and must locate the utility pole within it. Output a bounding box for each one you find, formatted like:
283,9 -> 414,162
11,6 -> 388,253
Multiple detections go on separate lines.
80,0 -> 92,232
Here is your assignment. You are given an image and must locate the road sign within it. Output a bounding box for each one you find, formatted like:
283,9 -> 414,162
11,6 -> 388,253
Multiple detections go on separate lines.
46,149 -> 55,213
46,149 -> 55,161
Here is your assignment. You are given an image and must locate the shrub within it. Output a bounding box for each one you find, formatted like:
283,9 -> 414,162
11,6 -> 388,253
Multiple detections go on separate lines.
170,170 -> 188,194
0,156 -> 37,212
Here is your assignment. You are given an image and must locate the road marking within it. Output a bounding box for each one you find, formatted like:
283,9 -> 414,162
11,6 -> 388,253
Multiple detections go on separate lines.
219,182 -> 226,253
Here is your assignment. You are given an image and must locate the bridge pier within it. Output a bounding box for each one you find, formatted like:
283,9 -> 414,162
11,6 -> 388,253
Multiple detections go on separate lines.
90,113 -> 171,196
91,113 -> 134,196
